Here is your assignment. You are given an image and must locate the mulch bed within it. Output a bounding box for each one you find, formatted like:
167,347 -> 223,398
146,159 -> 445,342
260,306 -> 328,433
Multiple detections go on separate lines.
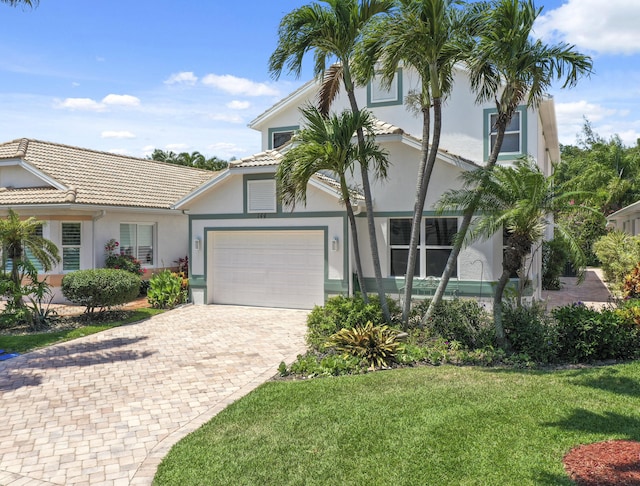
564,440 -> 640,485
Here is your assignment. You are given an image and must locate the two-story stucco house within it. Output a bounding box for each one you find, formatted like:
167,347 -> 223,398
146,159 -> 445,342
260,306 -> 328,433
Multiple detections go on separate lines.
183,65 -> 560,309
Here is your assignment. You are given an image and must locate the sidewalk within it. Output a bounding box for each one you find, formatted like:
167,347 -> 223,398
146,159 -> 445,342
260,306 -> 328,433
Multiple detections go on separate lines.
541,267 -> 614,310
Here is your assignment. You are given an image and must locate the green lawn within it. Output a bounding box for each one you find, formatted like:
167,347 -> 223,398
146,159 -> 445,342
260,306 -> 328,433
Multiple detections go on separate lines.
155,362 -> 640,486
0,307 -> 163,354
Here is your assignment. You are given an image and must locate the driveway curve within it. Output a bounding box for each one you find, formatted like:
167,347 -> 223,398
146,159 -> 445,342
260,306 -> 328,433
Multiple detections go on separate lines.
0,305 -> 308,485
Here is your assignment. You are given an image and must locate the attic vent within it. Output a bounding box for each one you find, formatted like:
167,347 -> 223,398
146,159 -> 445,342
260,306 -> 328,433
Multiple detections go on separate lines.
247,179 -> 276,213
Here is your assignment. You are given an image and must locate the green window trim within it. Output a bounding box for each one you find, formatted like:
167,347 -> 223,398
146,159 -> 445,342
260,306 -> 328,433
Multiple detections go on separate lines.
367,69 -> 403,108
483,106 -> 528,162
267,125 -> 299,150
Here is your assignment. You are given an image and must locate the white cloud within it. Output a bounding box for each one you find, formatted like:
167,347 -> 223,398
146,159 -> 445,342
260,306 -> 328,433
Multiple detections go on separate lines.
71,82 -> 80,87
208,142 -> 247,158
54,93 -> 140,111
555,100 -> 618,123
209,113 -> 244,124
102,94 -> 140,107
141,145 -> 155,157
165,143 -> 188,151
108,148 -> 129,155
536,0 -> 640,55
164,71 -> 199,85
201,74 -> 280,97
101,130 -> 136,139
54,97 -> 105,111
227,100 -> 251,110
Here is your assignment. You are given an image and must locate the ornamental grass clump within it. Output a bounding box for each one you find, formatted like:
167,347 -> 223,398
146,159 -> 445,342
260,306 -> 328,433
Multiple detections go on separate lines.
327,321 -> 403,369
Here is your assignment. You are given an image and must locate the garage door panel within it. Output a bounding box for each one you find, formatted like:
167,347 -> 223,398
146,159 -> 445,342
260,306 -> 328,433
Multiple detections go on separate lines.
210,230 -> 324,309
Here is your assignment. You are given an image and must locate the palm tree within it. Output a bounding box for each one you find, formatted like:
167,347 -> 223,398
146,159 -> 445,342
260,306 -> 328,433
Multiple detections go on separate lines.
0,209 -> 59,308
1,0 -> 38,6
437,157 -> 586,345
425,0 -> 592,323
357,0 -> 482,324
269,0 -> 394,320
276,105 -> 389,297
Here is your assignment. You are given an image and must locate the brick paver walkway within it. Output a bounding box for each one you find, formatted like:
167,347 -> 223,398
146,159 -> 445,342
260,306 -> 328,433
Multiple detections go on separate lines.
0,305 -> 308,485
541,267 -> 613,310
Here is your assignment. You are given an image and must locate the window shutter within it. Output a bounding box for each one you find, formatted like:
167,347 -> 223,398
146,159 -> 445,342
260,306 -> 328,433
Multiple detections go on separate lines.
247,180 -> 277,213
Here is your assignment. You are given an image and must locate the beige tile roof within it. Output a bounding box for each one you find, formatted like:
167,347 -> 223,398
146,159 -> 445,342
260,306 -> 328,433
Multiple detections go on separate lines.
0,139 -> 219,209
229,150 -> 283,168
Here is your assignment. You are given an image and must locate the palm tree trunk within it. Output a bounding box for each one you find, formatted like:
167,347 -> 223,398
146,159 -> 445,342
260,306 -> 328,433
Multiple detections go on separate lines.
402,98 -> 442,325
423,117 -> 508,323
10,255 -> 23,309
341,176 -> 368,302
343,69 -> 391,322
492,267 -> 511,347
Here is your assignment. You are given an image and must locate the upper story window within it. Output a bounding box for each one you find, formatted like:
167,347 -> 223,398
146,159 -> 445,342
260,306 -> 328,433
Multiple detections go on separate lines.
120,223 -> 155,266
484,106 -> 528,161
389,217 -> 458,278
367,69 -> 403,107
268,126 -> 299,150
247,179 -> 277,213
61,222 -> 81,271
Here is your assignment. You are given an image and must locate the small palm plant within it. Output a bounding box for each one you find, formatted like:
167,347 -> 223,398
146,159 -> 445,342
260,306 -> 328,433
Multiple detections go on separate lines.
328,321 -> 403,369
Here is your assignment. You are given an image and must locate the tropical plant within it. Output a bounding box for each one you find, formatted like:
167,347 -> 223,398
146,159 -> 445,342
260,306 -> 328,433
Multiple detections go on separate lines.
269,0 -> 394,321
358,0 -> 483,325
437,157 -> 587,345
62,269 -> 140,314
276,105 -> 388,300
593,230 -> 640,285
426,0 -> 593,322
0,209 -> 60,308
147,270 -> 188,309
541,238 -> 570,290
328,320 -> 403,369
623,263 -> 640,299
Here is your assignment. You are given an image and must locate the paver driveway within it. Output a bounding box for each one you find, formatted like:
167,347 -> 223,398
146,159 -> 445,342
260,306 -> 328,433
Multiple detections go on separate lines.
0,305 -> 308,485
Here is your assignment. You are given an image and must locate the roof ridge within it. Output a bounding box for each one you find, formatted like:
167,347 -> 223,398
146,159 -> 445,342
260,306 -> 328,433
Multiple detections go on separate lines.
2,138 -> 217,175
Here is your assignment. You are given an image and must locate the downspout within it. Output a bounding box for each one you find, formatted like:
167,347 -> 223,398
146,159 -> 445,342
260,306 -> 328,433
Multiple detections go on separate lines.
92,210 -> 107,269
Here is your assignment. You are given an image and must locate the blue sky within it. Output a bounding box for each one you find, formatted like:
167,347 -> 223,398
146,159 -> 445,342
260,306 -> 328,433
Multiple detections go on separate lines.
1,0 -> 639,159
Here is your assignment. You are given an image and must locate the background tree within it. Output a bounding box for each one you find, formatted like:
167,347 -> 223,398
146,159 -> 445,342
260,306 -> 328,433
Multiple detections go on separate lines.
425,0 -> 592,322
148,149 -> 228,171
276,105 -> 388,297
0,209 -> 59,308
269,0 -> 394,320
437,157 -> 586,345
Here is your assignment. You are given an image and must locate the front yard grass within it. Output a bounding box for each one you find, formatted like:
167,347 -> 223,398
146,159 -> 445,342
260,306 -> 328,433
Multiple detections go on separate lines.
155,361 -> 640,485
0,307 -> 163,354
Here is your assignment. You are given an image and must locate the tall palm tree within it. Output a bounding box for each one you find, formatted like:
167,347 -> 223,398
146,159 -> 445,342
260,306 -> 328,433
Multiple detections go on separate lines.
437,157 -> 586,345
269,0 -> 394,320
425,0 -> 592,322
0,209 -> 59,308
358,0 -> 482,324
276,105 -> 389,297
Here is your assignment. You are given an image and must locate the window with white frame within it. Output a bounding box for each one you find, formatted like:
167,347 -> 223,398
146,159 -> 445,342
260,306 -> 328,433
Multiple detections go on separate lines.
3,224 -> 45,272
367,69 -> 402,107
247,179 -> 277,213
61,222 -> 81,271
389,218 -> 458,278
489,111 -> 521,155
120,223 -> 154,265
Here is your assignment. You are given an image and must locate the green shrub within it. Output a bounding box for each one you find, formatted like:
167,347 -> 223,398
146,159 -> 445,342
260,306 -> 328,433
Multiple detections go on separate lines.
286,351 -> 365,378
542,239 -> 570,290
552,303 -> 640,362
410,298 -> 494,349
328,321 -> 403,369
306,295 -> 400,351
502,301 -> 558,363
147,270 -> 188,309
593,231 -> 640,285
104,239 -> 144,276
62,269 -> 140,314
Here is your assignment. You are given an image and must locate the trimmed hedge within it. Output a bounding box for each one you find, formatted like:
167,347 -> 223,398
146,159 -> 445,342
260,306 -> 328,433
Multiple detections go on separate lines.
62,269 -> 140,314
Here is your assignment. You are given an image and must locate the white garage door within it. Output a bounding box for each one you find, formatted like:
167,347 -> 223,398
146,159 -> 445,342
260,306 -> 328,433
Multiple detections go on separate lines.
209,230 -> 325,309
